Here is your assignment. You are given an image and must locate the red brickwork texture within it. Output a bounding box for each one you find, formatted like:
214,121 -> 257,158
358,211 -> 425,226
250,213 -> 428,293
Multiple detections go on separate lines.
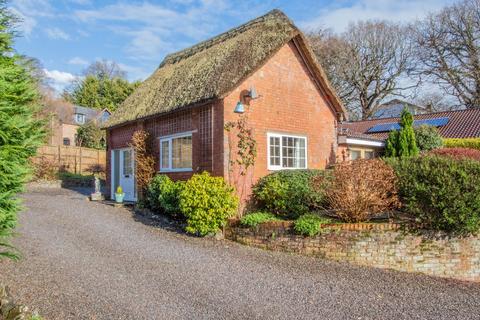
225,220 -> 480,282
223,41 -> 338,200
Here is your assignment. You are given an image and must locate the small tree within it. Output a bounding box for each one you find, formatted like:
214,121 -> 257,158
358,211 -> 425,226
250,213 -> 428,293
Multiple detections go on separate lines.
76,121 -> 105,149
385,109 -> 418,157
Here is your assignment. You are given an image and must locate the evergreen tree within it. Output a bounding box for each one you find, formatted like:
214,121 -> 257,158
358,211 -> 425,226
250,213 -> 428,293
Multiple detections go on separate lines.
63,61 -> 141,111
384,109 -> 418,158
385,131 -> 398,157
397,109 -> 419,157
0,1 -> 45,259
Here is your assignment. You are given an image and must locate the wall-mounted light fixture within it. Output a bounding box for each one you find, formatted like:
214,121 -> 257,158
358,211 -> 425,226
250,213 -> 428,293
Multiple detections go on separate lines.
234,101 -> 245,113
234,85 -> 261,113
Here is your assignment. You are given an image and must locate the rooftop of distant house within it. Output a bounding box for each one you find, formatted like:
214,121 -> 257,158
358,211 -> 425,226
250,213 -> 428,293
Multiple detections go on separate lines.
340,108 -> 480,140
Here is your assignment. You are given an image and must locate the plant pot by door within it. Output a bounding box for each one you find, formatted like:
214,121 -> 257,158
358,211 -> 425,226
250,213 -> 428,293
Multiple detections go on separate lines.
115,193 -> 125,203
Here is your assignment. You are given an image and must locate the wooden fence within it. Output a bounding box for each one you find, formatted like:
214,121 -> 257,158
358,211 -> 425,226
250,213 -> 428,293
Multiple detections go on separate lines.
35,145 -> 106,175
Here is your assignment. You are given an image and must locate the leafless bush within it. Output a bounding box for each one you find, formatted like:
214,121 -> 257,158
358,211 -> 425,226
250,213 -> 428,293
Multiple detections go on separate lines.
326,159 -> 400,222
129,130 -> 155,193
32,157 -> 58,181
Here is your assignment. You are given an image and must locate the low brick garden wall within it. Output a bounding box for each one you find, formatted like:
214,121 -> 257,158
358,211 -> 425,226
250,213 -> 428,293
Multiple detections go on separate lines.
225,220 -> 480,282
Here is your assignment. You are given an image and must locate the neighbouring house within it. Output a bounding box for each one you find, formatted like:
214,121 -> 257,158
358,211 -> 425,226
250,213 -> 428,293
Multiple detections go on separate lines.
104,10 -> 346,202
48,103 -> 111,147
371,99 -> 428,119
338,108 -> 480,161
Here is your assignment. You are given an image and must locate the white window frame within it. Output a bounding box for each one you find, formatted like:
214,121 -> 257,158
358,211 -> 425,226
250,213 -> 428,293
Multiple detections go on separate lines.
267,132 -> 308,170
75,113 -> 86,124
159,131 -> 193,173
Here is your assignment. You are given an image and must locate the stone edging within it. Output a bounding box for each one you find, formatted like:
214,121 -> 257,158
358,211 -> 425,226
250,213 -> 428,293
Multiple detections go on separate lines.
225,220 -> 480,282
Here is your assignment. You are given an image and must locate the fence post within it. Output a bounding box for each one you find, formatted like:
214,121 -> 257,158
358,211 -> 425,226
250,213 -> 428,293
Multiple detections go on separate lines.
79,146 -> 82,175
58,145 -> 61,169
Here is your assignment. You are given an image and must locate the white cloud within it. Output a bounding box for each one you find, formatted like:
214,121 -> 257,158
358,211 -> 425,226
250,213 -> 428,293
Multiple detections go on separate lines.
74,1 -> 228,61
68,57 -> 89,66
43,69 -> 77,92
301,0 -> 457,32
45,27 -> 70,40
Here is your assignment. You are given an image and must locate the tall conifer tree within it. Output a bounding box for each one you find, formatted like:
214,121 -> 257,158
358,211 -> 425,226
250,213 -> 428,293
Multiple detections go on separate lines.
0,0 -> 45,259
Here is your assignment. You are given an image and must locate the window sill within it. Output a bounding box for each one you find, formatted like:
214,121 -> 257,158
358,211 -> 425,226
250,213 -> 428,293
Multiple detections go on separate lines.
158,169 -> 193,173
268,167 -> 308,171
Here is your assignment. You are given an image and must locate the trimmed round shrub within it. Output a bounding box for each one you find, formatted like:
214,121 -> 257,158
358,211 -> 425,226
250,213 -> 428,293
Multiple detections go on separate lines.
387,156 -> 480,234
240,212 -> 280,227
326,159 -> 399,222
444,138 -> 480,150
429,147 -> 480,161
179,172 -> 238,236
414,125 -> 443,151
294,214 -> 331,237
252,170 -> 328,219
146,175 -> 184,218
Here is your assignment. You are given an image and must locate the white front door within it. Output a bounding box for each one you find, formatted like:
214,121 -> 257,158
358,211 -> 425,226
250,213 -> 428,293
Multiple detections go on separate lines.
113,148 -> 136,201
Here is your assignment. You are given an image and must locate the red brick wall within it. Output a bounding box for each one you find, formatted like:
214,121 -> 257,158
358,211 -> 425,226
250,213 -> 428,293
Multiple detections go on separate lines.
222,39 -> 339,201
106,102 -> 224,197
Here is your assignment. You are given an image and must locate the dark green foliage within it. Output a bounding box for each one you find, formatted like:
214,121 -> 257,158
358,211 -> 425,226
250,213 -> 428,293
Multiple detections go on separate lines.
63,73 -> 140,111
385,131 -> 398,157
146,175 -> 184,218
294,214 -> 331,237
240,212 -> 280,227
414,125 -> 443,151
179,172 -> 238,236
252,170 -> 328,219
0,1 -> 45,259
76,121 -> 105,149
385,109 -> 419,157
387,156 -> 480,234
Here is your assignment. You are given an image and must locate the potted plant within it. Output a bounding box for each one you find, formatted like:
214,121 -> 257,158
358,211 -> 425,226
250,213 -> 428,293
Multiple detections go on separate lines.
115,186 -> 125,203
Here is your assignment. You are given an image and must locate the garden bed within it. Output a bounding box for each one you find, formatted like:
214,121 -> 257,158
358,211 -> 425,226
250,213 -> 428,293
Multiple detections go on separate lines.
225,219 -> 480,282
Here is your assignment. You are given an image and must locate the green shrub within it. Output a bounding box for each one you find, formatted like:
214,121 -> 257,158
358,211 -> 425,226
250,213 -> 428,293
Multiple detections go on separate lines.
240,212 -> 280,227
179,172 -> 238,236
414,125 -> 443,151
146,175 -> 184,218
444,138 -> 480,150
387,156 -> 480,234
252,170 -> 328,219
294,214 -> 331,237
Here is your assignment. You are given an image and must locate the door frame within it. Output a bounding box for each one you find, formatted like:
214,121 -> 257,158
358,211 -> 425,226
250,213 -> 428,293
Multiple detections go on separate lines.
111,147 -> 137,202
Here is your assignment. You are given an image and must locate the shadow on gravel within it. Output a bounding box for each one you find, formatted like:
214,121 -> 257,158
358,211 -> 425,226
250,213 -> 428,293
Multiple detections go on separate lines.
131,209 -> 188,236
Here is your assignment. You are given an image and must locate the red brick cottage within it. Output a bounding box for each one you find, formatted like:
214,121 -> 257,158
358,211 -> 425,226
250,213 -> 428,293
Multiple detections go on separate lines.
104,10 -> 346,202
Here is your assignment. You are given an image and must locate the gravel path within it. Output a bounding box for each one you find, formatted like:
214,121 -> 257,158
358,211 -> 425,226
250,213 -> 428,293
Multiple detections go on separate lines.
1,187 -> 479,320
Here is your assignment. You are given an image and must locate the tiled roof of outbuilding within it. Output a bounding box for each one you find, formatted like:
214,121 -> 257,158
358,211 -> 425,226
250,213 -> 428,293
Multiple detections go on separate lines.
340,109 -> 480,141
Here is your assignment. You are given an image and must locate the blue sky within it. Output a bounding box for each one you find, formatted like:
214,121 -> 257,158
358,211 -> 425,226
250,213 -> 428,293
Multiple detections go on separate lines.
10,0 -> 455,92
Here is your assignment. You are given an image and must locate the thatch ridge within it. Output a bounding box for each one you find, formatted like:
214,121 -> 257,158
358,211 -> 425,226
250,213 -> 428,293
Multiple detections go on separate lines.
105,9 -> 345,128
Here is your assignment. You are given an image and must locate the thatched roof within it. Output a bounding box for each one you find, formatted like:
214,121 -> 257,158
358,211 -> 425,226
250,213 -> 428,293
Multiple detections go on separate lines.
105,9 -> 345,128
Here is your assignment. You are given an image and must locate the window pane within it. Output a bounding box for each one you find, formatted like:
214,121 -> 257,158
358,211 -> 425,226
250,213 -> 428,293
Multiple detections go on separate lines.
161,140 -> 169,169
280,136 -> 306,168
269,137 -> 280,166
172,136 -> 192,169
350,150 -> 361,160
364,151 -> 375,159
123,150 -> 133,175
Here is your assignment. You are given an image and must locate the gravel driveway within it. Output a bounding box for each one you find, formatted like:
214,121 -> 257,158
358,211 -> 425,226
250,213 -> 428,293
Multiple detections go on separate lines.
0,187 -> 479,320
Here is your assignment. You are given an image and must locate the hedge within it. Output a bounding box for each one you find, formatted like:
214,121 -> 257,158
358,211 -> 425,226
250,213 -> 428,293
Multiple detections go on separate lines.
443,138 -> 480,150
